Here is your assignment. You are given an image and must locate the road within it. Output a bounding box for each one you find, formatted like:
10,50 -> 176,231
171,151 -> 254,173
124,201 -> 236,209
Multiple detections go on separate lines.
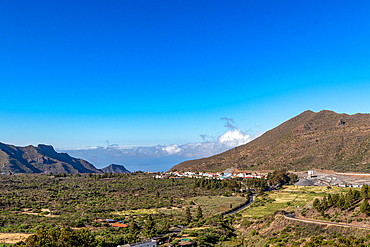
284,214 -> 370,230
224,194 -> 255,216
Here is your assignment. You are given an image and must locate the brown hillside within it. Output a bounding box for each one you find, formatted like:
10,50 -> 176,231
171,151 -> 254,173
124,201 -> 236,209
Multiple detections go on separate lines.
170,110 -> 370,172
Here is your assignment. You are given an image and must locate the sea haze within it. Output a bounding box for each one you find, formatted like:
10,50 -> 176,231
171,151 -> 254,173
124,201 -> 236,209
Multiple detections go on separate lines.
59,128 -> 257,172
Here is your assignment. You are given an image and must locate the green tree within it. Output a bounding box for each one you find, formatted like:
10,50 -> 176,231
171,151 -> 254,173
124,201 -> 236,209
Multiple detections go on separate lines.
360,200 -> 370,214
195,205 -> 203,221
327,194 -> 333,207
126,219 -> 139,243
354,190 -> 361,200
336,195 -> 346,209
157,221 -> 169,234
343,200 -> 350,210
313,198 -> 321,211
361,184 -> 369,199
347,188 -> 355,203
143,215 -> 156,239
321,196 -> 328,210
288,174 -> 298,184
331,193 -> 339,205
185,207 -> 192,224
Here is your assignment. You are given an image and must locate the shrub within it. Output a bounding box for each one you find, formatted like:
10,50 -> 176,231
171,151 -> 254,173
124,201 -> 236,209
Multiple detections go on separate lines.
170,239 -> 180,245
73,219 -> 85,227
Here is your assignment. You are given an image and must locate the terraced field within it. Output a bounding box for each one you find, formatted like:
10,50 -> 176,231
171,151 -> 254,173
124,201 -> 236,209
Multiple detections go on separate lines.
243,185 -> 353,218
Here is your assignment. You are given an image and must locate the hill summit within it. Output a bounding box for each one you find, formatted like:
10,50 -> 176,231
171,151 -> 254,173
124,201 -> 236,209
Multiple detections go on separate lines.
170,110 -> 370,173
101,164 -> 130,173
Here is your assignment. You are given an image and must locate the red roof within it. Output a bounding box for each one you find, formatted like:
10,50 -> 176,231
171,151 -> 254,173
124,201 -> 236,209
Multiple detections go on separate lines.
112,222 -> 129,228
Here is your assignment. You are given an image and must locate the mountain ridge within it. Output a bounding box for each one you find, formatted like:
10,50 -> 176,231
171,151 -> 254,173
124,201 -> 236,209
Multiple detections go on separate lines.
0,142 -> 124,174
170,110 -> 370,173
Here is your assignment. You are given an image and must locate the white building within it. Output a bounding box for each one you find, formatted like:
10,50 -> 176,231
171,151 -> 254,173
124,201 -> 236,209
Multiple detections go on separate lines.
308,170 -> 315,179
119,239 -> 157,247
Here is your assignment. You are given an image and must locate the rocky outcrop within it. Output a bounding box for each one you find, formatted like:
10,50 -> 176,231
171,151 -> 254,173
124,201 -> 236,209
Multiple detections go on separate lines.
336,119 -> 346,127
292,123 -> 312,135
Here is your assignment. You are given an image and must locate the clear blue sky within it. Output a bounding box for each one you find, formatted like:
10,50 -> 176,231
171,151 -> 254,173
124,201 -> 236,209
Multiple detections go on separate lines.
1,0 -> 370,149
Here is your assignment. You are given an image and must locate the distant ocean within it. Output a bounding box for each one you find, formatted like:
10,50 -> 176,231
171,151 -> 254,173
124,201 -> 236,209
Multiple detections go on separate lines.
62,148 -> 190,172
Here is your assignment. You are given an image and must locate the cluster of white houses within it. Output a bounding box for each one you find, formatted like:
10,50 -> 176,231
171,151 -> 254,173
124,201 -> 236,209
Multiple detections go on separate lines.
153,171 -> 267,180
151,170 -> 369,188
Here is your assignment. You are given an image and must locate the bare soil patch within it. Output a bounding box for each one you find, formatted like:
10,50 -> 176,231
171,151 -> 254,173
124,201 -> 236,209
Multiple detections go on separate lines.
0,233 -> 33,244
20,208 -> 58,217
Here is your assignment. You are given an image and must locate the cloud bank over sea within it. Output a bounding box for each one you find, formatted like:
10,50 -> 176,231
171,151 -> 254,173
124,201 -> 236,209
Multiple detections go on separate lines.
59,119 -> 259,172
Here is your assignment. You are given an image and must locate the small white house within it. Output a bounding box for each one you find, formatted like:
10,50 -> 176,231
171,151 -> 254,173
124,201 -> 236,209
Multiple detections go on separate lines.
308,170 -> 314,178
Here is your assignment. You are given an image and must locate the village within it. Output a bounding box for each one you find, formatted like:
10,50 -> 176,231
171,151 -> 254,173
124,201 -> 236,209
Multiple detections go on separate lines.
148,169 -> 370,190
153,171 -> 266,180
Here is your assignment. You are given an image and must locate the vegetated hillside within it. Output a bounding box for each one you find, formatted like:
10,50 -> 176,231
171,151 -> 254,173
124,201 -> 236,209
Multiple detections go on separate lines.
0,142 -> 101,174
101,164 -> 130,173
0,173 -> 243,246
170,110 -> 370,173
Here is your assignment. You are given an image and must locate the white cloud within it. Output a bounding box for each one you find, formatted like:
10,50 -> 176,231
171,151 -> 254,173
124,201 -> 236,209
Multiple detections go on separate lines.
58,127 -> 259,171
218,129 -> 252,146
163,144 -> 181,155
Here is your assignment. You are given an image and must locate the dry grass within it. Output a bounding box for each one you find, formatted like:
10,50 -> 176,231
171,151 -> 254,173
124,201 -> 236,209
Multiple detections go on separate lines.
186,196 -> 246,217
113,208 -> 158,215
0,233 -> 33,244
186,226 -> 210,230
113,196 -> 246,218
242,185 -> 358,219
286,185 -> 351,194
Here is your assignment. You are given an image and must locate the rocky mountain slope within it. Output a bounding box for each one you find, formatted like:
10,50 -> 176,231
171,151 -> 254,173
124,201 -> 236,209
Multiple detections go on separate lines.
0,143 -> 102,174
170,110 -> 370,173
101,164 -> 130,173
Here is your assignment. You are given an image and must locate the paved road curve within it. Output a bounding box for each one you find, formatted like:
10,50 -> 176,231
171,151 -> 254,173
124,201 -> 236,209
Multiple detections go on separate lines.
224,194 -> 255,216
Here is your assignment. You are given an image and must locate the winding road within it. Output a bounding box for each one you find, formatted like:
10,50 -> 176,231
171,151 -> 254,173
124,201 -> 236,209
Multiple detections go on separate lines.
224,194 -> 255,216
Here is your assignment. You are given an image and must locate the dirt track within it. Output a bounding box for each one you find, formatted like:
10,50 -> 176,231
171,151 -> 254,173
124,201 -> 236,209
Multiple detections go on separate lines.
284,215 -> 370,230
0,232 -> 33,244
